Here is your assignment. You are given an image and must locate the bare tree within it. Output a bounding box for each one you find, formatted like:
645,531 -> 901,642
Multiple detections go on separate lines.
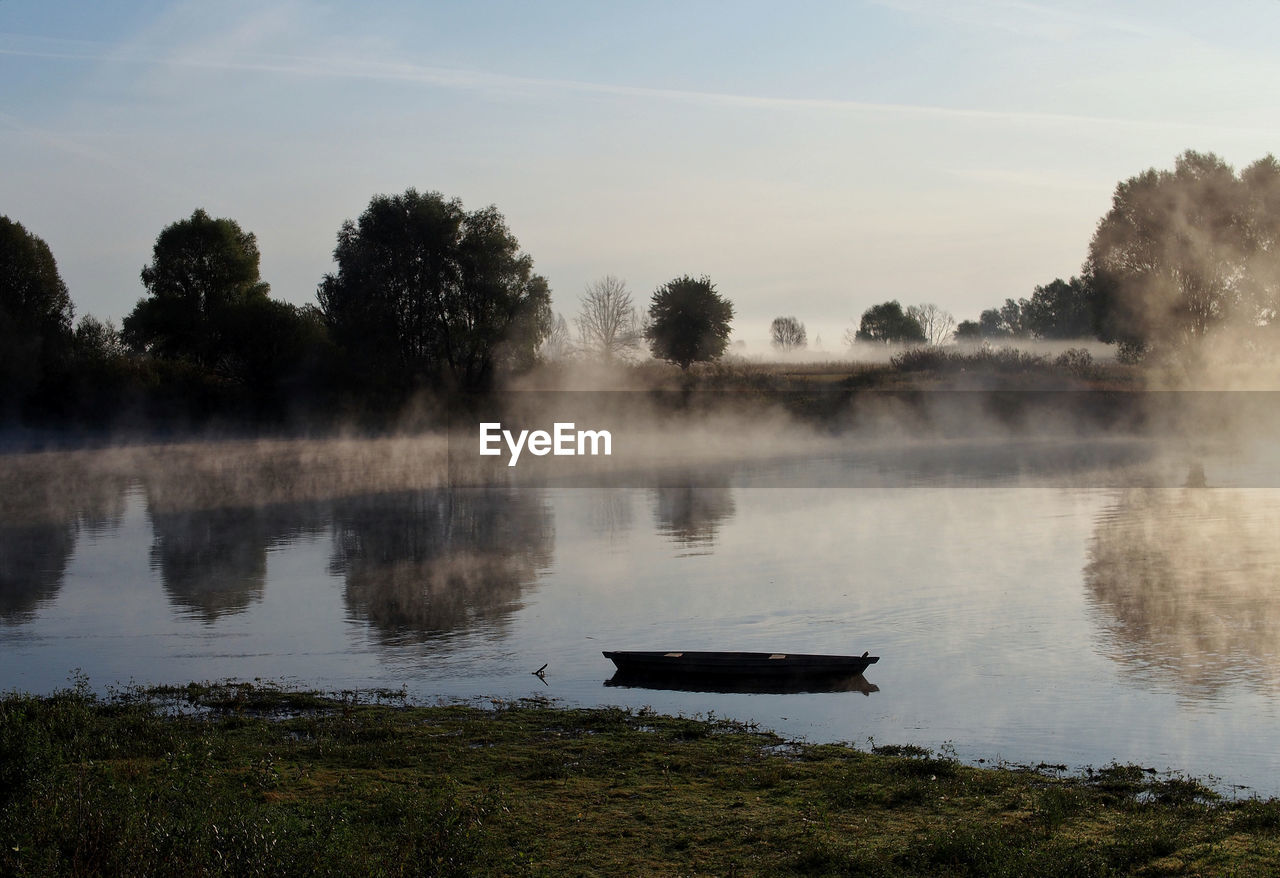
907,303 -> 956,346
770,316 -> 807,352
538,312 -> 574,361
576,275 -> 642,361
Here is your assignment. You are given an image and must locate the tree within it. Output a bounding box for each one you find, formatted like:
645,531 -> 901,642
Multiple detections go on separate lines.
0,216 -> 74,404
645,275 -> 734,369
539,313 -> 573,361
123,209 -> 270,369
906,303 -> 955,346
966,299 -> 1027,340
73,315 -> 127,364
317,189 -> 552,391
1242,154 -> 1280,323
954,320 -> 982,342
850,300 -> 925,344
1085,150 -> 1268,353
576,275 -> 642,361
1022,277 -> 1094,339
770,316 -> 807,352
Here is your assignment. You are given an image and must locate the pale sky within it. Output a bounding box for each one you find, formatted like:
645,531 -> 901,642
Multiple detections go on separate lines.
4,0 -> 1280,347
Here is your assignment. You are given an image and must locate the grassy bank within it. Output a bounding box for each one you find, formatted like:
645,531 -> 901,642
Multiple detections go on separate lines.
3,682 -> 1278,876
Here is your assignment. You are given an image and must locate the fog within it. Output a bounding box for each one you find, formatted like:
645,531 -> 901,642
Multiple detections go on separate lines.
724,337 -> 1118,365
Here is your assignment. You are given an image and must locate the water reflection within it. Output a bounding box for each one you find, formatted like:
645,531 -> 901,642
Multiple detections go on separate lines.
585,490 -> 634,540
329,487 -> 554,640
0,523 -> 77,623
604,671 -> 879,695
0,452 -> 132,623
147,502 -> 328,623
1085,488 -> 1280,696
651,473 -> 736,553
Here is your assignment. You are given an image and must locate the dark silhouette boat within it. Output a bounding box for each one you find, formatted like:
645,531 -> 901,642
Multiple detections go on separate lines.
602,650 -> 878,686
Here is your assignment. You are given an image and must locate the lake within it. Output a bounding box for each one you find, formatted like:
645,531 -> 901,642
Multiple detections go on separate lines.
4,431 -> 1280,795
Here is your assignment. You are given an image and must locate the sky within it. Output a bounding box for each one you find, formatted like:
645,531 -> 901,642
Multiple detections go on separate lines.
4,0 -> 1280,348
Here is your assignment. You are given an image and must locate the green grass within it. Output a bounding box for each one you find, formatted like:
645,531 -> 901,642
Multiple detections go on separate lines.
3,681 -> 1278,876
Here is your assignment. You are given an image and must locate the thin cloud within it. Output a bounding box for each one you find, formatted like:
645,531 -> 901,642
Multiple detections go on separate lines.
4,30 -> 1278,139
868,0 -> 1191,42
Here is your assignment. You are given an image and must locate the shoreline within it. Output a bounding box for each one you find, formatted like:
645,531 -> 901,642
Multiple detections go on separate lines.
3,681 -> 1278,875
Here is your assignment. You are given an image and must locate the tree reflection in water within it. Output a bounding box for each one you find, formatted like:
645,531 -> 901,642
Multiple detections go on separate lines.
330,487 -> 553,641
1085,487 -> 1280,696
0,523 -> 77,623
147,502 -> 328,623
585,490 -> 634,541
0,452 -> 132,623
651,473 -> 736,554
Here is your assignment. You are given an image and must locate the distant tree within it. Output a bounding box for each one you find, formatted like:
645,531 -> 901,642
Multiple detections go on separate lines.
645,275 -> 734,369
851,300 -> 926,344
977,309 -> 1005,338
123,209 -> 270,369
971,299 -> 1027,339
1086,150 -> 1278,353
0,216 -> 74,404
906,303 -> 956,346
65,314 -> 139,423
770,316 -> 807,352
576,275 -> 642,361
999,298 -> 1027,336
539,313 -> 574,361
1022,277 -> 1094,339
318,189 -> 551,391
73,315 -> 127,364
954,320 -> 982,342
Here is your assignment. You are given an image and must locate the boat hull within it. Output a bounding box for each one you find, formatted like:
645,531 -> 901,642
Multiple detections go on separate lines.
602,650 -> 878,680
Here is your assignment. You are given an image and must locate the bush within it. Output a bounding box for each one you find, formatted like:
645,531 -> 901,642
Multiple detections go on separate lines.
891,345 -> 1102,381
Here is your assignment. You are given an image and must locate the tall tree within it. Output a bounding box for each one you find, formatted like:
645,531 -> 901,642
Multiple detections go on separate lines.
645,275 -> 734,369
0,216 -> 74,404
123,209 -> 270,368
850,300 -> 925,344
1086,150 -> 1255,352
576,275 -> 642,361
770,316 -> 807,352
317,189 -> 551,391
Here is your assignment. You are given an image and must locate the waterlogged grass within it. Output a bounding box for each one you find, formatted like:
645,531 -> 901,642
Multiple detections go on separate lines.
3,682 -> 1280,876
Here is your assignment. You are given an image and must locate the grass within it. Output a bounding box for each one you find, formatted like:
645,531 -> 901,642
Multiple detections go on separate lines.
3,680 -> 1279,876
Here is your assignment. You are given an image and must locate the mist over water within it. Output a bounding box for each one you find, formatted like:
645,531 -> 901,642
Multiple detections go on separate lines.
4,397 -> 1280,793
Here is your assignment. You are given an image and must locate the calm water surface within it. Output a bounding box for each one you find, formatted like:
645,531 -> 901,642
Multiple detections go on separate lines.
4,439 -> 1280,794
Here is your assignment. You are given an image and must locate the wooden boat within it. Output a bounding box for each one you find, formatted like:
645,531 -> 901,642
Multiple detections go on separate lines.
602,650 -> 878,681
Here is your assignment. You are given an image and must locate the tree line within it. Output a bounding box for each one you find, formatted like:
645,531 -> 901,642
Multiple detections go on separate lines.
5,149 -> 1277,427
0,189 -> 736,428
837,150 -> 1280,360
789,153 -> 1280,355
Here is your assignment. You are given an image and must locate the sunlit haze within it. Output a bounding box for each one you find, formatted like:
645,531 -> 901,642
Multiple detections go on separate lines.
4,0 -> 1280,346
